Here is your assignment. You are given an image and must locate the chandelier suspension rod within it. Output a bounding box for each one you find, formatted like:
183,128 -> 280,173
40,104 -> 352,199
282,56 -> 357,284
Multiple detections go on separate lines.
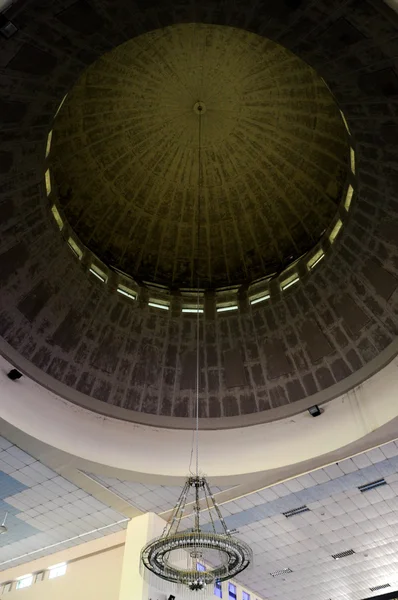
195,102 -> 203,479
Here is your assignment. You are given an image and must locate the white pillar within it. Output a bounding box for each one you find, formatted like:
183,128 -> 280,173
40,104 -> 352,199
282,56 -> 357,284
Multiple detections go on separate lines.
118,512 -> 165,600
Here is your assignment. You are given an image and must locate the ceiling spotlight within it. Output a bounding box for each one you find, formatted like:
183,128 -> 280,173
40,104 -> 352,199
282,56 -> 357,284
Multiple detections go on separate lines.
168,596 -> 176,600
0,513 -> 8,534
308,405 -> 322,417
7,368 -> 22,381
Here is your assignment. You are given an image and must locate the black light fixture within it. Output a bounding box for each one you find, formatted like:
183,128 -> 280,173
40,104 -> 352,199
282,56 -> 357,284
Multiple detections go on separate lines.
168,596 -> 176,600
7,369 -> 23,381
0,14 -> 17,38
0,512 -> 8,535
308,405 -> 322,417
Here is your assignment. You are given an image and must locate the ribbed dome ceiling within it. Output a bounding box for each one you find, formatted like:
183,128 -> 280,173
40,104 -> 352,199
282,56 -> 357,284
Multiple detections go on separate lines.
51,24 -> 348,288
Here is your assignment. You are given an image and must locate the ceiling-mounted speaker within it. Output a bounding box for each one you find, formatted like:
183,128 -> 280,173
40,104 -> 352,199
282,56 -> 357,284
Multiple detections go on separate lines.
168,596 -> 176,600
7,369 -> 22,381
0,14 -> 17,38
308,404 -> 322,417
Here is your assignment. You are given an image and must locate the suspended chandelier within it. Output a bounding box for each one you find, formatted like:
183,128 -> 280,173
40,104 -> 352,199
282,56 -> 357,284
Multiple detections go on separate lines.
140,93 -> 252,595
141,476 -> 252,596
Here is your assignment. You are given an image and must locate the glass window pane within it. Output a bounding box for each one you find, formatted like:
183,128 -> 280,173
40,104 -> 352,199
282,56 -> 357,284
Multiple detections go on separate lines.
16,576 -> 33,589
214,580 -> 222,597
229,583 -> 237,599
243,592 -> 250,600
197,562 -> 206,572
49,563 -> 67,579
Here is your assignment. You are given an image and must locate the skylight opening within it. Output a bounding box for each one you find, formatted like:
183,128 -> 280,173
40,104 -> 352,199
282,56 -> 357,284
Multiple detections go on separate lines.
182,307 -> 204,314
329,220 -> 342,243
45,130 -> 53,158
51,205 -> 63,230
67,237 -> 83,260
340,110 -> 351,135
16,575 -> 33,589
307,249 -> 324,270
216,305 -> 238,313
345,184 -> 354,211
45,169 -> 52,196
89,264 -> 107,283
117,285 -> 137,301
350,147 -> 355,174
54,94 -> 67,119
281,274 -> 299,291
250,293 -> 270,305
148,299 -> 169,311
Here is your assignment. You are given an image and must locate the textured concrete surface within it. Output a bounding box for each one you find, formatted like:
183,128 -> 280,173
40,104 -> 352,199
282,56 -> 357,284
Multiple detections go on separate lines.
0,0 -> 398,424
50,24 -> 347,288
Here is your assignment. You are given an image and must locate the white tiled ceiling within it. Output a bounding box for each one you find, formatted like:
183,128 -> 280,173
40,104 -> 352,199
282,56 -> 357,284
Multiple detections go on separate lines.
2,431 -> 398,600
87,472 -> 230,514
0,436 -> 127,571
180,441 -> 398,600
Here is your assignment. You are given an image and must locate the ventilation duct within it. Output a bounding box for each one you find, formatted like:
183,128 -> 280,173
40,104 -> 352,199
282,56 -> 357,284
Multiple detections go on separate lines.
283,506 -> 310,518
358,478 -> 387,493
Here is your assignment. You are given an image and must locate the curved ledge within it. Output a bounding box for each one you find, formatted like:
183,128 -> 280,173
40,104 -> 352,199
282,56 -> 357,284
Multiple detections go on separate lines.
1,349 -> 398,481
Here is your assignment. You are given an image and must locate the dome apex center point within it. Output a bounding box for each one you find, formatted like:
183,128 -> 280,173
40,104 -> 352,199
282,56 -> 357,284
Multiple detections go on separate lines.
193,101 -> 207,114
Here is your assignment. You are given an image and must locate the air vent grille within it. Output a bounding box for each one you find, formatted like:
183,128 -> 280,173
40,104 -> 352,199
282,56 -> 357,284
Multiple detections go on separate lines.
358,478 -> 387,493
369,584 -> 391,592
283,506 -> 310,518
331,549 -> 355,560
270,568 -> 293,577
